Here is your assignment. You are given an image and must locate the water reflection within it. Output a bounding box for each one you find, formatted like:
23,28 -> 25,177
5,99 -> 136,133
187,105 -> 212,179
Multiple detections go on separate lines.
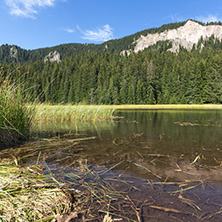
2,109 -> 222,220
114,110 -> 222,157
34,109 -> 222,161
5,109 -> 221,183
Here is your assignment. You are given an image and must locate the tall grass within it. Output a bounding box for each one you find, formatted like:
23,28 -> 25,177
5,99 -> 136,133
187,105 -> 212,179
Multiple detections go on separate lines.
0,73 -> 34,147
34,104 -> 115,124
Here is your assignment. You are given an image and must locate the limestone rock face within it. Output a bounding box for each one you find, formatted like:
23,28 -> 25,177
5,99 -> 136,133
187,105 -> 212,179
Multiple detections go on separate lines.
44,51 -> 61,63
10,46 -> 18,58
131,20 -> 222,54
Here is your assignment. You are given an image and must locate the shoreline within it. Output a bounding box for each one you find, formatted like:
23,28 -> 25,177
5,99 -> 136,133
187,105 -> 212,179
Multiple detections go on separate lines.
103,104 -> 222,110
31,104 -> 222,111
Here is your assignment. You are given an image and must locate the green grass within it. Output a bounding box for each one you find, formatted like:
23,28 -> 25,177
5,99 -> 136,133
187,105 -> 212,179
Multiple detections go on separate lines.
32,103 -> 222,125
0,74 -> 34,147
1,73 -> 222,148
33,104 -> 116,124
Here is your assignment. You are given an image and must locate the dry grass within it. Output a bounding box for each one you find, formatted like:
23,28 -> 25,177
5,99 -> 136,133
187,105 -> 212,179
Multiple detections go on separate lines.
0,159 -> 73,221
0,154 -> 139,222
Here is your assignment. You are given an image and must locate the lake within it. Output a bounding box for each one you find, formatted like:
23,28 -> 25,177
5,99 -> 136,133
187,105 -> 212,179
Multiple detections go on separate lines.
2,109 -> 222,221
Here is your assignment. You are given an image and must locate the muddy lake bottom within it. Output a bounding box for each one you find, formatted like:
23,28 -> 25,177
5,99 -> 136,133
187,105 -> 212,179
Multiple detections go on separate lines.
1,109 -> 222,221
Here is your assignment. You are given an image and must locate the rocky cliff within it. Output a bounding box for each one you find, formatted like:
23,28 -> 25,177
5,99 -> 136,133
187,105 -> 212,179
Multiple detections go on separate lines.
125,20 -> 222,54
44,51 -> 61,63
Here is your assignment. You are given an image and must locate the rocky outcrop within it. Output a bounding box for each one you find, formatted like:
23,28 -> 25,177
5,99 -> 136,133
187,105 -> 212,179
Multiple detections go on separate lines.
126,20 -> 222,54
10,46 -> 18,59
44,51 -> 61,63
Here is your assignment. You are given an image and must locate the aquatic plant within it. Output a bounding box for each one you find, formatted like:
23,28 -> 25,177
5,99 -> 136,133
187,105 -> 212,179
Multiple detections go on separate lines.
34,104 -> 115,124
0,156 -> 138,222
0,159 -> 73,221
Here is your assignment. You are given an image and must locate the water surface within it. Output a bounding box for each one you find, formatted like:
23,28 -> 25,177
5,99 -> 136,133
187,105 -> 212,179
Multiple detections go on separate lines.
3,109 -> 222,221
32,109 -> 222,183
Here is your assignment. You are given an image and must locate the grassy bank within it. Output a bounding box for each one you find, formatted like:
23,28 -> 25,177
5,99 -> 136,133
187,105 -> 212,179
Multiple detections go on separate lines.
0,75 -> 33,148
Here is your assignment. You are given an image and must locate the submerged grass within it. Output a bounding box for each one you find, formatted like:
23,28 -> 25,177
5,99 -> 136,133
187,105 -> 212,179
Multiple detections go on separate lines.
0,155 -> 139,222
0,159 -> 73,221
33,104 -> 115,124
1,134 -> 221,221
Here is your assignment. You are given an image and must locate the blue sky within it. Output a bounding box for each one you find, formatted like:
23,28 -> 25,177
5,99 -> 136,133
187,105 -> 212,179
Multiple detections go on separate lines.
1,0 -> 222,49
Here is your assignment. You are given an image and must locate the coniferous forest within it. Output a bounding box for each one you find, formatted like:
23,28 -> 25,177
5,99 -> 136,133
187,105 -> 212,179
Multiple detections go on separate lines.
1,20 -> 222,105
1,45 -> 222,105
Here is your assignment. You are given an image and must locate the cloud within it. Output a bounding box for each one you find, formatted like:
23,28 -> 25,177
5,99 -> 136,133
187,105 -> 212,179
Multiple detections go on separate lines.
168,13 -> 222,24
169,14 -> 185,22
196,15 -> 221,23
4,0 -> 57,18
63,28 -> 75,33
77,24 -> 114,42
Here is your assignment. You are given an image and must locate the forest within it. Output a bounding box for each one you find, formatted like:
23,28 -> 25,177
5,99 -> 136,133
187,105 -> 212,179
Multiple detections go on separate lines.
1,36 -> 222,105
1,20 -> 222,105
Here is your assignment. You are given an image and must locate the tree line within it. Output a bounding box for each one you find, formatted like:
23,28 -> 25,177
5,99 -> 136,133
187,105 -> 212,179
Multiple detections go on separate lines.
1,42 -> 222,105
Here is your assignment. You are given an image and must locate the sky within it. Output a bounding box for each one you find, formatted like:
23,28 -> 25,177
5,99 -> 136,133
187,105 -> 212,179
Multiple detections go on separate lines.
1,0 -> 222,50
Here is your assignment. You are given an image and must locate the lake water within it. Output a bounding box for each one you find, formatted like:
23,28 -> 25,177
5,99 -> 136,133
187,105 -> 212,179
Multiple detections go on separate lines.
3,109 -> 222,221
34,109 -> 222,182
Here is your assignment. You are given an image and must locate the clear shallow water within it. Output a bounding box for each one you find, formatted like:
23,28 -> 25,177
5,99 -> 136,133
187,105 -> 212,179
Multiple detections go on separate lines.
114,110 -> 222,159
31,109 -> 222,183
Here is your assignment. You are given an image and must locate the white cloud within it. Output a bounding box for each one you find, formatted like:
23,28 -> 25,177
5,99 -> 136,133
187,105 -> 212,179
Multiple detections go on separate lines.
4,0 -> 57,18
77,24 -> 114,42
196,15 -> 221,23
63,28 -> 75,33
169,14 -> 185,22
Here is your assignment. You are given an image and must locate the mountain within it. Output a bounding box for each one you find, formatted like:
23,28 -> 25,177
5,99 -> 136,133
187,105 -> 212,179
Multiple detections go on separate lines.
128,20 -> 222,54
2,20 -> 222,105
1,20 -> 222,64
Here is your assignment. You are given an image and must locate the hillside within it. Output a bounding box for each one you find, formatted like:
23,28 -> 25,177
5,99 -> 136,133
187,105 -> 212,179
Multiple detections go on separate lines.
132,20 -> 222,53
1,20 -> 222,105
1,20 -> 222,64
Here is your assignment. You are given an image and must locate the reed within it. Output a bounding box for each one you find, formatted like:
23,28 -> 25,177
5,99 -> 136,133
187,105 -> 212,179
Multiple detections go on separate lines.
33,104 -> 115,124
0,74 -> 34,147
